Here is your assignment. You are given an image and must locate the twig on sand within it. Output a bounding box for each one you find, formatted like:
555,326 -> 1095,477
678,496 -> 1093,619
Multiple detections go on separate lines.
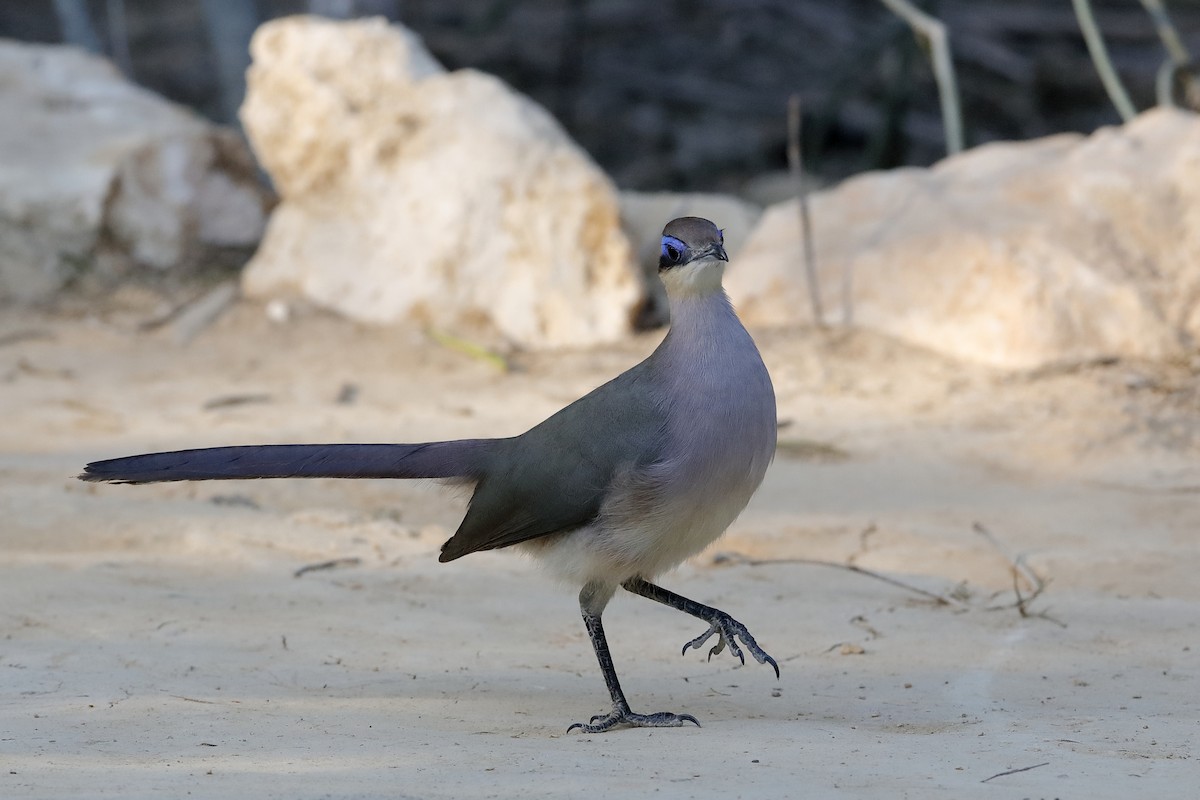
294,557 -> 362,578
428,329 -> 511,372
170,282 -> 239,345
713,552 -> 962,607
973,522 -> 1067,627
980,761 -> 1050,783
202,393 -> 273,410
138,281 -> 239,343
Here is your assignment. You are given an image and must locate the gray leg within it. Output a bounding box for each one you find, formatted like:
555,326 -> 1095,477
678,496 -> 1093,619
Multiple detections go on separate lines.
623,577 -> 780,679
568,581 -> 701,733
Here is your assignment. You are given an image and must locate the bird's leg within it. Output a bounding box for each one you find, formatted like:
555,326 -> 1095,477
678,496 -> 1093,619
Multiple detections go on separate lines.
622,577 -> 779,679
567,582 -> 700,733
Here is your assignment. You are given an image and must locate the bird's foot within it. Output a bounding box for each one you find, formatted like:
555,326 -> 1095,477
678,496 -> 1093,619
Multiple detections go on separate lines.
682,612 -> 780,678
567,705 -> 700,733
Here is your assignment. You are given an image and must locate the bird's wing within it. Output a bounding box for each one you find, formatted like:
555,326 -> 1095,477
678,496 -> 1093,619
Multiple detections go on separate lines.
438,367 -> 665,561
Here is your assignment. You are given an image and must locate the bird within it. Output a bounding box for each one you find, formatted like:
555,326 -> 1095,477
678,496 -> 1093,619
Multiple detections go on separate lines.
81,216 -> 779,732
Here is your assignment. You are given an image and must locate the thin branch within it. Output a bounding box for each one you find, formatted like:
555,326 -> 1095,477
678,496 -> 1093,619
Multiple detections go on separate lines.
1137,0 -> 1190,65
973,522 -> 1067,627
787,94 -> 825,328
714,552 -> 963,607
427,329 -> 511,372
1138,0 -> 1192,108
1157,60 -> 1179,107
1071,0 -> 1137,121
294,557 -> 362,578
973,522 -> 1038,590
981,761 -> 1050,784
878,0 -> 964,155
1156,60 -> 1200,110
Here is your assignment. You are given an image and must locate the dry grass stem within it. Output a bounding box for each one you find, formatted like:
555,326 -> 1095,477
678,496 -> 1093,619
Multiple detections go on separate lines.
878,0 -> 965,153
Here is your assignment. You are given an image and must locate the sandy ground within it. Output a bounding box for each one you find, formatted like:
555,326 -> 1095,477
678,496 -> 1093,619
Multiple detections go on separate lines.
2,289 -> 1198,799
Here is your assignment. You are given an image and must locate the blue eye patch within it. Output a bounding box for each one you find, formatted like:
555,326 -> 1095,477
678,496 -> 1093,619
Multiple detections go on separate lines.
660,235 -> 687,269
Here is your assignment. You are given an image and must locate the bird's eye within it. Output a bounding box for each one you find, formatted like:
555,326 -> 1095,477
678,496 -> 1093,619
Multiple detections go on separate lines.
659,235 -> 687,270
718,229 -> 725,244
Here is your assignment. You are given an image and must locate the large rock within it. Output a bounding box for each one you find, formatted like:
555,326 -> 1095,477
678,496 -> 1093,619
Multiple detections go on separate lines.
728,109 -> 1200,369
0,40 -> 269,304
240,16 -> 638,350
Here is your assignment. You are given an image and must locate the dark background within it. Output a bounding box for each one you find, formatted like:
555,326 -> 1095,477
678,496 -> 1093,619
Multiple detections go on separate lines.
4,0 -> 1198,194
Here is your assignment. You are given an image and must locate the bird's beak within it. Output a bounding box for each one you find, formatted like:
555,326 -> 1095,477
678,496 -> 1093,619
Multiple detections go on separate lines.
701,243 -> 729,262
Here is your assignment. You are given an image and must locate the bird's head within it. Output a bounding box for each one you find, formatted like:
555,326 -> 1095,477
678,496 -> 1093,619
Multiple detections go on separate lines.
657,216 -> 728,297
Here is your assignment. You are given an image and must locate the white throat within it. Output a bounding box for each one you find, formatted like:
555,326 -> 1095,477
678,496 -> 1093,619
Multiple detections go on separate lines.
659,258 -> 726,300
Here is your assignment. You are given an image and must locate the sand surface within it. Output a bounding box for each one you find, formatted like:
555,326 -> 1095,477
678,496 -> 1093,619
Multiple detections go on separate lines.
2,291 -> 1198,798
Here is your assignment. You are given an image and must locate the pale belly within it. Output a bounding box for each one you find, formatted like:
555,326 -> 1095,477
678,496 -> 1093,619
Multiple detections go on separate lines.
518,430 -> 774,587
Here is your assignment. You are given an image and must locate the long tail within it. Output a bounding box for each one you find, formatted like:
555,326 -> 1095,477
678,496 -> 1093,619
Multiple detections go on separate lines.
79,440 -> 495,484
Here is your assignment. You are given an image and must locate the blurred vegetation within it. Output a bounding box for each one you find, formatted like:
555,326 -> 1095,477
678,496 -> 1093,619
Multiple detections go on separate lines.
3,0 -> 1198,195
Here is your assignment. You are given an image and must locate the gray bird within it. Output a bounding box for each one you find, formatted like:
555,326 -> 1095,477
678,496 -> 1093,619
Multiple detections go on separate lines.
82,216 -> 779,732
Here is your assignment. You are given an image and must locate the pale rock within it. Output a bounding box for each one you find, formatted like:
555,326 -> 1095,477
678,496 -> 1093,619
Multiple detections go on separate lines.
239,16 -> 638,349
728,109 -> 1200,369
619,191 -> 761,327
0,40 -> 269,303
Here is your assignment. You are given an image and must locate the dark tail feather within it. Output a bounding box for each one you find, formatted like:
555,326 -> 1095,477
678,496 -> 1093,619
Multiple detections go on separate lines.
80,440 -> 495,484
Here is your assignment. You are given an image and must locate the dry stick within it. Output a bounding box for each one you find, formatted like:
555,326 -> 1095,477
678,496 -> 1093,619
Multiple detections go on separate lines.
1071,0 -> 1137,121
1156,61 -> 1192,109
427,329 -> 511,372
1138,0 -> 1195,108
878,0 -> 964,155
170,282 -> 239,345
787,94 -> 825,328
294,557 -> 362,578
1138,0 -> 1191,65
981,761 -> 1050,784
973,521 -> 1039,592
973,522 -> 1067,628
202,393 -> 272,411
718,553 -> 962,607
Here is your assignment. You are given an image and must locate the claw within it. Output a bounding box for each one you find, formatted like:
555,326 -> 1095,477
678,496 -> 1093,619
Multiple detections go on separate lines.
683,625 -> 720,657
681,612 -> 779,679
569,707 -> 701,733
722,636 -> 743,664
708,635 -> 728,661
